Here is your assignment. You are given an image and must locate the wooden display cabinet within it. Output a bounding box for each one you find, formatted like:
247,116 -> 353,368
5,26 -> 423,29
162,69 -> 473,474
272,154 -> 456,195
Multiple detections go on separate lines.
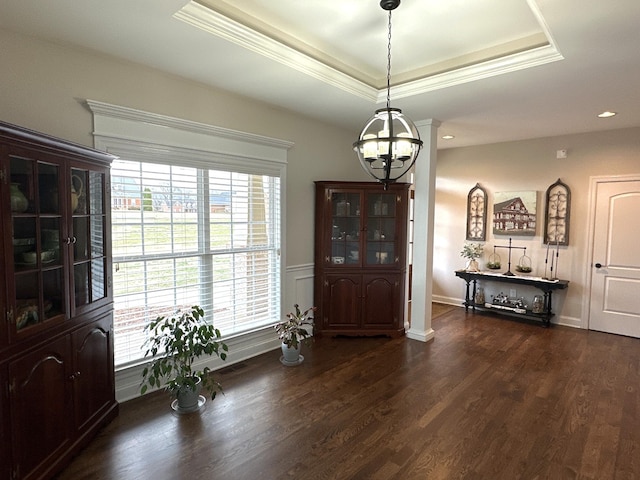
0,121 -> 118,480
314,181 -> 409,337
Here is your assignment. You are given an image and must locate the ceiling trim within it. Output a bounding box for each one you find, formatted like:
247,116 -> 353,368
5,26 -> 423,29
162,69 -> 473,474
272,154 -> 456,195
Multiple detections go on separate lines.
174,1 -> 378,102
175,0 -> 564,106
390,43 -> 563,102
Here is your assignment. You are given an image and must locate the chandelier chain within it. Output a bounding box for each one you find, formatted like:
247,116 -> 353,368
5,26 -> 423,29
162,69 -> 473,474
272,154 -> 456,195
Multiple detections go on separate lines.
386,10 -> 392,109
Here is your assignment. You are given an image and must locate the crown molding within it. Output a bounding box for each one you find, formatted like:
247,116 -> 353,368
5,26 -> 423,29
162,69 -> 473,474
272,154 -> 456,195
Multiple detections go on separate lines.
174,1 -> 378,102
175,0 -> 563,106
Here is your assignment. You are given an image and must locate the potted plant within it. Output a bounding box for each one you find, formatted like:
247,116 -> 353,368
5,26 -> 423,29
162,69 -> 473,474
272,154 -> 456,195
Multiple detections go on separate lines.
275,304 -> 315,366
460,242 -> 484,272
140,305 -> 229,413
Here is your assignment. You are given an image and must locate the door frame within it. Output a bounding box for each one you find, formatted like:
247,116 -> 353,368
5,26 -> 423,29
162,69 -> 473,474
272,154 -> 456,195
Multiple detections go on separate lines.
583,173 -> 640,330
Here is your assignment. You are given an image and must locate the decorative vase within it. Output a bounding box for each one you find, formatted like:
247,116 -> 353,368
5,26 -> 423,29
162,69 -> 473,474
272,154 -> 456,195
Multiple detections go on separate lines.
173,377 -> 204,413
10,183 -> 29,213
70,174 -> 83,213
281,342 -> 302,365
466,259 -> 480,272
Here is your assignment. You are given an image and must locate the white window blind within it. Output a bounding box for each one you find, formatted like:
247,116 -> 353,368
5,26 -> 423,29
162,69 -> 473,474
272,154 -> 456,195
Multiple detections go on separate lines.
111,159 -> 281,367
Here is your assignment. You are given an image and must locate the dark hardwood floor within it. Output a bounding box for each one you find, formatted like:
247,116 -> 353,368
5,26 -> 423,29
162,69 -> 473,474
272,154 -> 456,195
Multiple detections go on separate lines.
56,306 -> 640,480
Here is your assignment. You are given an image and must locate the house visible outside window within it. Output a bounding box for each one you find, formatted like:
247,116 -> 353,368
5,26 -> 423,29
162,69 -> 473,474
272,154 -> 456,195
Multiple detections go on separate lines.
111,160 -> 281,367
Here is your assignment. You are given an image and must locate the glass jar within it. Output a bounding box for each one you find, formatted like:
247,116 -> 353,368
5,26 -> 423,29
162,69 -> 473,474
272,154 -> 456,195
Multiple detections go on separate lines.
474,287 -> 485,305
532,295 -> 544,314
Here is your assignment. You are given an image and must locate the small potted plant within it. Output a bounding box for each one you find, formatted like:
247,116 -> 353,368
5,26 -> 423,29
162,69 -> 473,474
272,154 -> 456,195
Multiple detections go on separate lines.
140,305 -> 229,413
275,304 -> 315,366
460,242 -> 484,272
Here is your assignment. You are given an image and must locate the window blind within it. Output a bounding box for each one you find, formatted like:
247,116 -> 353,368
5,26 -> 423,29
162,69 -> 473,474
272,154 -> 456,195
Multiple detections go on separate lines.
111,159 -> 281,367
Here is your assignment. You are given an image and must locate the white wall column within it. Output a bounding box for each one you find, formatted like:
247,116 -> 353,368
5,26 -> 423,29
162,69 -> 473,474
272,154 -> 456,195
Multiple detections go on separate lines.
407,119 -> 440,342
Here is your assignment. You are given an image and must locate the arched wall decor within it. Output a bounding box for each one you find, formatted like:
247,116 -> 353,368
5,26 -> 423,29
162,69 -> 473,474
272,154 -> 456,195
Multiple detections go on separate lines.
466,183 -> 487,241
544,178 -> 571,245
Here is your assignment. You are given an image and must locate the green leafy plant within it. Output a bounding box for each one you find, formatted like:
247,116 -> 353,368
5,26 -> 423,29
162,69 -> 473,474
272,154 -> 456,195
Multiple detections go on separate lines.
460,242 -> 484,260
275,304 -> 316,349
140,305 -> 229,400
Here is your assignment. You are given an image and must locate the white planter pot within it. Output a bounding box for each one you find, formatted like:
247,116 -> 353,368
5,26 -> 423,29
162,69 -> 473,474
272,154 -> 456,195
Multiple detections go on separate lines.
172,377 -> 205,413
281,342 -> 303,366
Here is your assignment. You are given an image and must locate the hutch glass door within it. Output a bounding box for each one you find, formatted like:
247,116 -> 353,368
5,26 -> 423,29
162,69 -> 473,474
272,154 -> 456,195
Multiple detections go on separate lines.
9,155 -> 65,333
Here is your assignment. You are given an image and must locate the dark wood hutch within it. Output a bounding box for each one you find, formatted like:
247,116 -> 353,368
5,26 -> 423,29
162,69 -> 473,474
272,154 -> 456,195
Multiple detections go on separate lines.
0,121 -> 118,480
314,181 -> 409,337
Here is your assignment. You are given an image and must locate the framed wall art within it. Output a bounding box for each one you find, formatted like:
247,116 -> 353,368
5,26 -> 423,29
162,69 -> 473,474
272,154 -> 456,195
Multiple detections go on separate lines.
466,183 -> 487,241
492,191 -> 536,236
543,178 -> 571,245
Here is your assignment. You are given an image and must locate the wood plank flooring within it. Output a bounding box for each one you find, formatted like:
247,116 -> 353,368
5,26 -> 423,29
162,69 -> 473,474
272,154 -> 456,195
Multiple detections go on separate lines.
56,306 -> 640,480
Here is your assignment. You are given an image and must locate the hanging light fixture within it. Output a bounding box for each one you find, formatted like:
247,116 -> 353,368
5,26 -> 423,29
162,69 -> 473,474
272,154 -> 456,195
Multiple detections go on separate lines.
353,0 -> 423,189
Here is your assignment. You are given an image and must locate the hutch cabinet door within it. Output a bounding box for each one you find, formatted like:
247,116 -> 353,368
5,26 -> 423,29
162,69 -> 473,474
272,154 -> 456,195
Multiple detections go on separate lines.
8,335 -> 72,480
326,190 -> 363,267
71,314 -> 114,435
322,274 -> 362,329
69,165 -> 112,317
364,191 -> 403,267
5,150 -> 68,340
361,274 -> 402,330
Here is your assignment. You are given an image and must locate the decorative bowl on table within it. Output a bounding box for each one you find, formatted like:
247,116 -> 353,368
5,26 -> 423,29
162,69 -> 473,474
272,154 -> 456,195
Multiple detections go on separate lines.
515,265 -> 532,273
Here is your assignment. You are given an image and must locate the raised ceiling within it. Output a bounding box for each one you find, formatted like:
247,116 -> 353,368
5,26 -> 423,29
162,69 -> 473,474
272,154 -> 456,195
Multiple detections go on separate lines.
1,0 -> 640,148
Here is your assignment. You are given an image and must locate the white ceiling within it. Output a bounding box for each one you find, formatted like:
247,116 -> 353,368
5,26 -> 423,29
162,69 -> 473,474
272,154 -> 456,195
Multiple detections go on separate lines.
1,0 -> 640,148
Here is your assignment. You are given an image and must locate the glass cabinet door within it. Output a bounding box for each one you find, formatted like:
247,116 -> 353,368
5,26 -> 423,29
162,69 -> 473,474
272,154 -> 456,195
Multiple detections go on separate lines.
71,168 -> 108,311
365,192 -> 398,265
330,192 -> 361,266
9,155 -> 66,333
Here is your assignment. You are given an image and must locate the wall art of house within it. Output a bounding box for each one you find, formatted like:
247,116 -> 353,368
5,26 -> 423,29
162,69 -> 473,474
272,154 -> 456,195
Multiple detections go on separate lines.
493,197 -> 536,235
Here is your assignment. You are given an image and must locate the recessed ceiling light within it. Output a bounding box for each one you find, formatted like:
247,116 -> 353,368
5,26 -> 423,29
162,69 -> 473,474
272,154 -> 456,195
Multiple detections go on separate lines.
598,111 -> 617,118
442,135 -> 455,140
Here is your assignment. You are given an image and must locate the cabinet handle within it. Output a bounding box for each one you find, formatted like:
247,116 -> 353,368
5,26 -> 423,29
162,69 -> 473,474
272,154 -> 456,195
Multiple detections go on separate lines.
72,236 -> 77,244
65,237 -> 72,245
325,256 -> 330,263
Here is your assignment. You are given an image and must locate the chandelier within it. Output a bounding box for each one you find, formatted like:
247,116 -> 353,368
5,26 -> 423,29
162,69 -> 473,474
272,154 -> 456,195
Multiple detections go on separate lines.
353,0 -> 423,189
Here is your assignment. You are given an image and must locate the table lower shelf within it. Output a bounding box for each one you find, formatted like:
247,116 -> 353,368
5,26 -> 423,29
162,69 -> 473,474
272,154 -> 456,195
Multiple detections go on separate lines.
464,302 -> 554,326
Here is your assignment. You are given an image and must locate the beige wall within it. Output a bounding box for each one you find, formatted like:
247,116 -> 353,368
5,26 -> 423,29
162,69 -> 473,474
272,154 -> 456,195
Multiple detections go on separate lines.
4,29 -> 640,328
434,128 -> 640,325
0,28 -> 369,267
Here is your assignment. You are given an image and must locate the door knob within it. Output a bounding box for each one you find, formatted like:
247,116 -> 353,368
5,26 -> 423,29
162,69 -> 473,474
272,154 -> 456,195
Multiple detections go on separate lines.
595,262 -> 603,268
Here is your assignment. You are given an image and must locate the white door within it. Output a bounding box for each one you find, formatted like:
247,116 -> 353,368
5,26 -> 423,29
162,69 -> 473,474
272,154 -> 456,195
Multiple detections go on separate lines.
589,179 -> 640,337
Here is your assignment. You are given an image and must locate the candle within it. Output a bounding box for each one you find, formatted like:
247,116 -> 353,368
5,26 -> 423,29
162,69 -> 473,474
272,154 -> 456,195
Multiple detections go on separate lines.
545,241 -> 550,263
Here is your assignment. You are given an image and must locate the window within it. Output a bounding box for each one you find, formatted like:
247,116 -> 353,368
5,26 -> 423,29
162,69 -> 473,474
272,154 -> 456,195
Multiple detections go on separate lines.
111,160 -> 281,366
87,100 -> 290,369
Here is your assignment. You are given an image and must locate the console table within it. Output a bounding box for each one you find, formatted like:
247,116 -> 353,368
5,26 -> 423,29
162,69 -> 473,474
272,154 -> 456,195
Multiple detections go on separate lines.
455,270 -> 569,326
